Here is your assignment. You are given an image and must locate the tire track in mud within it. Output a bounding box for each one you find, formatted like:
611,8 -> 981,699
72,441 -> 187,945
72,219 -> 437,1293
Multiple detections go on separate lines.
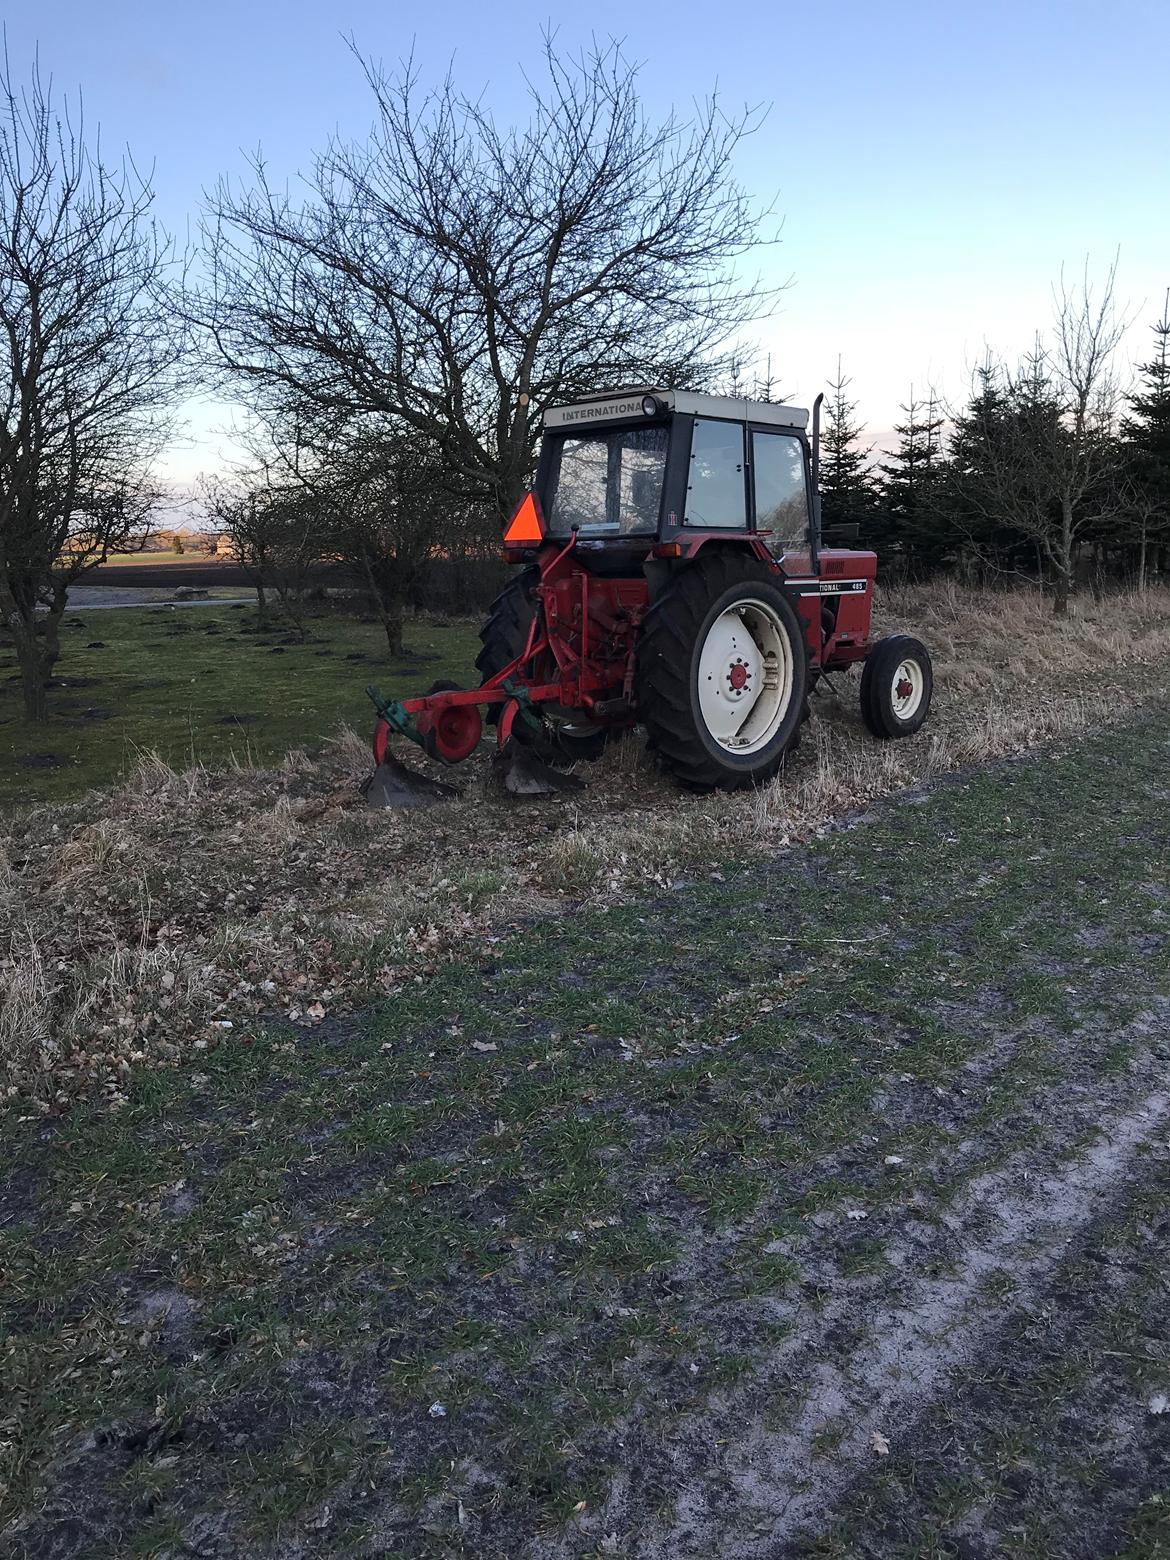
725,1089 -> 1170,1556
525,722 -> 1170,1560
592,1031 -> 1170,1559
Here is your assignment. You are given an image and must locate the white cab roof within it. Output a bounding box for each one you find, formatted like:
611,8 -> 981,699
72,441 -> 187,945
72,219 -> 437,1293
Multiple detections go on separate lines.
544,387 -> 809,432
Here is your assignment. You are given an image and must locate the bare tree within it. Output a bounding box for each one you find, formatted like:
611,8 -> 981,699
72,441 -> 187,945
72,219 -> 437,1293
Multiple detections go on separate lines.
0,56 -> 186,719
316,424 -> 491,653
200,473 -> 276,620
202,463 -> 322,637
1117,477 -> 1167,593
199,36 -> 780,523
230,411 -> 489,653
253,483 -> 324,639
953,265 -> 1126,615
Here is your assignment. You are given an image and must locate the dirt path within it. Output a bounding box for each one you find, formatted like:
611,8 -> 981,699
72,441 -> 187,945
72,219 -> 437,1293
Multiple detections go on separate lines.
2,706 -> 1168,1558
63,585 -> 254,608
638,1072 -> 1170,1557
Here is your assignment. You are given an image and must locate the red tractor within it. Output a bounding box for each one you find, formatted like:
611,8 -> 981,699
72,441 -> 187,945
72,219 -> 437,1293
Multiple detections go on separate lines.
366,388 -> 932,803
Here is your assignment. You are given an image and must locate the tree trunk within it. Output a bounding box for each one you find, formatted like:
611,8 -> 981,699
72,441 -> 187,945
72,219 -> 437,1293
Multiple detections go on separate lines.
18,644 -> 48,721
42,594 -> 63,678
1138,523 -> 1148,594
272,578 -> 307,640
10,617 -> 58,721
2,578 -> 66,721
382,602 -> 404,656
496,453 -> 530,528
357,549 -> 407,656
1052,501 -> 1075,617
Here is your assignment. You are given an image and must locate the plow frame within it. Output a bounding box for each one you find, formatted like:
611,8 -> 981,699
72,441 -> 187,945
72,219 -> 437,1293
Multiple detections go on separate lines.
369,528 -> 648,767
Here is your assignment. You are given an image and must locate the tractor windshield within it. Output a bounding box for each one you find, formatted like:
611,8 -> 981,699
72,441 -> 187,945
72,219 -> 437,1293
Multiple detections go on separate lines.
544,425 -> 668,537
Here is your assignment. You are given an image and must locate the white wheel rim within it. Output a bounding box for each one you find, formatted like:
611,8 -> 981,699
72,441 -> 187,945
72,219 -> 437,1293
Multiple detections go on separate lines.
696,597 -> 794,754
892,658 -> 924,719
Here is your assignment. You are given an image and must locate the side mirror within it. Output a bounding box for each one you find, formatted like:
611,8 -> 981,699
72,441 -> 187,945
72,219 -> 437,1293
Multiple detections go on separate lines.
821,522 -> 860,545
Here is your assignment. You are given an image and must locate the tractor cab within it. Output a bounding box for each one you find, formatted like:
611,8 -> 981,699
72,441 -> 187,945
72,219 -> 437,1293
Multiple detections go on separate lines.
508,388 -> 877,670
365,386 -> 931,805
521,388 -> 815,562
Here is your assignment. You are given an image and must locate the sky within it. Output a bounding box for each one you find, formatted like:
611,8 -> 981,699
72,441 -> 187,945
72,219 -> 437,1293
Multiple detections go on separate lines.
7,0 -> 1170,487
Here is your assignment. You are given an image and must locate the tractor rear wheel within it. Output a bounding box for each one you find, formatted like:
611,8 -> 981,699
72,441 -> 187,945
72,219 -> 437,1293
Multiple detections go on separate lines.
634,550 -> 807,791
474,568 -> 608,764
860,634 -> 933,738
475,568 -> 540,691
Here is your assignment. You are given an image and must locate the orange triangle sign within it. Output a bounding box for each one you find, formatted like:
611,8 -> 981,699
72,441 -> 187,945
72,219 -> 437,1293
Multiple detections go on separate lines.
504,492 -> 544,545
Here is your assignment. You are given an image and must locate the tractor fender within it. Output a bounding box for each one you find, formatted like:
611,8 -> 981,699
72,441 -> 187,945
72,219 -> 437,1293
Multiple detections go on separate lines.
644,534 -> 782,600
659,532 -> 780,570
645,536 -> 816,656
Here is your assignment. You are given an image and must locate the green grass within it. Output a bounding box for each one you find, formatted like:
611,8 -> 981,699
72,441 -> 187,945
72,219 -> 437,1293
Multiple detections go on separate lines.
1,705 -> 1168,1553
1,605 -> 482,805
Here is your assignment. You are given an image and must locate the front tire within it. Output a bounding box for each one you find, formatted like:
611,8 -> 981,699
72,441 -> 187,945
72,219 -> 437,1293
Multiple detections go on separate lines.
634,550 -> 808,791
860,634 -> 933,739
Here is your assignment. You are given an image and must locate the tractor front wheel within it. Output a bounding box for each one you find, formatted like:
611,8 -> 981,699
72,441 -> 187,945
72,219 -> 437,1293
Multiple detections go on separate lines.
634,551 -> 807,791
860,634 -> 933,738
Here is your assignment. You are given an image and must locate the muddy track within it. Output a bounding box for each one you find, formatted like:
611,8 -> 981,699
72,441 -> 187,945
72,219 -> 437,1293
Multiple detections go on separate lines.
632,1072 -> 1170,1557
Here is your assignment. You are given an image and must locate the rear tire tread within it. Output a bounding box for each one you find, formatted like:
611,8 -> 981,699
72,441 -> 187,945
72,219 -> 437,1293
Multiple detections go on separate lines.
475,566 -> 608,764
635,550 -> 807,791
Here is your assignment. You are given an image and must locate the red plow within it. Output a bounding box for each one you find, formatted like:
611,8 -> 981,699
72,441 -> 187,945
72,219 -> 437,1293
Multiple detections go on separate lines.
366,510 -> 648,802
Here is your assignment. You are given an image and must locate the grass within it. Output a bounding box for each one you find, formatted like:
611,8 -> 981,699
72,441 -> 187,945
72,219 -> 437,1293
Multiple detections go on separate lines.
0,604 -> 482,806
8,579 -> 1170,814
4,579 -> 1169,1554
1,704 -> 1168,1555
4,579 -> 1170,1111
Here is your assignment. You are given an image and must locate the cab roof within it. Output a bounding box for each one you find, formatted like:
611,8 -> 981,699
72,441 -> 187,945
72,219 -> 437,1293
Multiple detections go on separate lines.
543,387 -> 809,432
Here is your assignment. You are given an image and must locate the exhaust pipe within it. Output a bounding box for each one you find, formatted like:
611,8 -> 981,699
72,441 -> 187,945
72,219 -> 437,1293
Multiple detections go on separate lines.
810,391 -> 824,551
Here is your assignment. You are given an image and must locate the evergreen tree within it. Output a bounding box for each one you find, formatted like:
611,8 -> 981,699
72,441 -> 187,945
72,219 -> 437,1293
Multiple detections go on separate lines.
819,359 -> 874,532
1121,291 -> 1170,480
753,354 -> 781,404
946,362 -> 1033,576
948,312 -> 1125,615
875,389 -> 946,573
1119,292 -> 1170,584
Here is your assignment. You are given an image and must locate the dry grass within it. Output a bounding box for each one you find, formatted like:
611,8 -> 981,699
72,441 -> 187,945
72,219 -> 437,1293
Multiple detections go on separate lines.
3,582 -> 1169,1110
0,933 -> 58,1083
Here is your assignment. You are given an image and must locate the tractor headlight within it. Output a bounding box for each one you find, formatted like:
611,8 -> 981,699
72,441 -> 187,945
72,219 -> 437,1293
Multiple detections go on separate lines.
641,394 -> 664,418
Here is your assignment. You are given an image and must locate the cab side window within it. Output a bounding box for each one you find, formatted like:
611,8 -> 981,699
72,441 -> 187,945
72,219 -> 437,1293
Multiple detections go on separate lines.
685,418 -> 746,528
752,431 -> 809,553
